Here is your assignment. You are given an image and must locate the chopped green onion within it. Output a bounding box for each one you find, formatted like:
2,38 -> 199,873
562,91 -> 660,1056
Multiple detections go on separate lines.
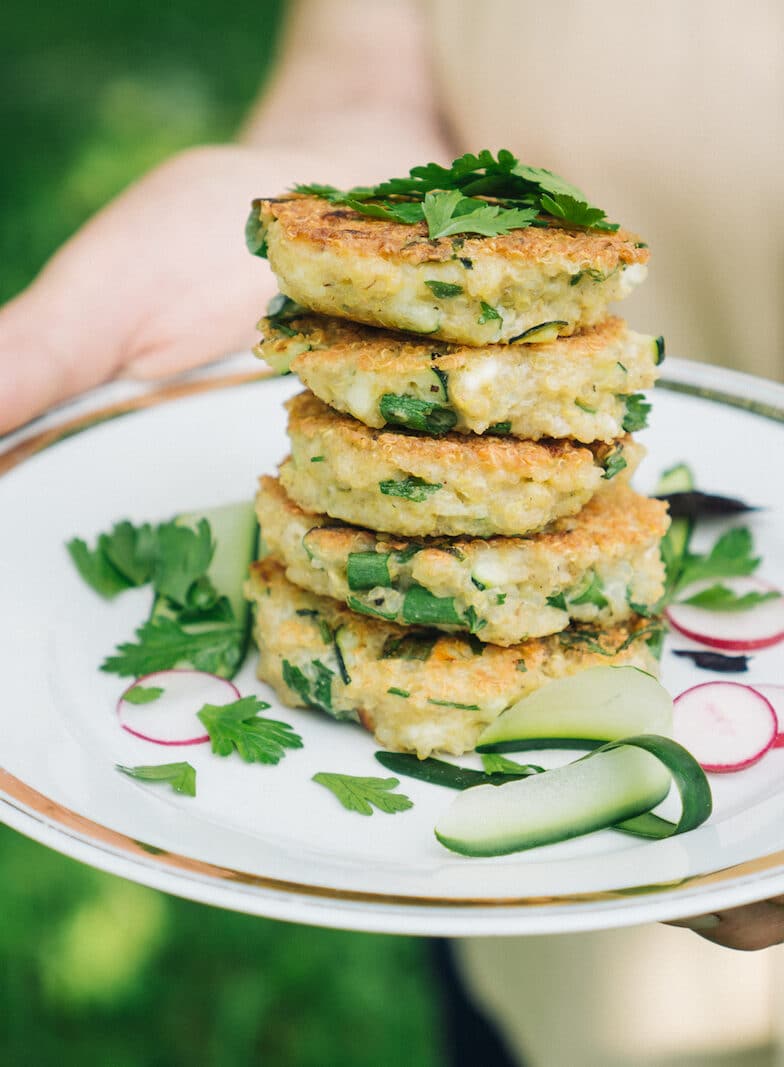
402,584 -> 462,626
379,476 -> 442,502
346,551 -> 392,590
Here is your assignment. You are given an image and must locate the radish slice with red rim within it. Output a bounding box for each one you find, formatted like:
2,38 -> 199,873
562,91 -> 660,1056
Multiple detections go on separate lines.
666,577 -> 784,652
118,670 -> 240,745
749,684 -> 784,748
673,681 -> 777,772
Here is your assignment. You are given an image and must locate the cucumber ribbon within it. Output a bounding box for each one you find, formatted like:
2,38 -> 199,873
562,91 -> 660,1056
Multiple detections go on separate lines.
376,733 -> 712,840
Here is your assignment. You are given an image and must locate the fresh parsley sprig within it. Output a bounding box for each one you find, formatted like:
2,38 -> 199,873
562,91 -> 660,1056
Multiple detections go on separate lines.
116,762 -> 197,797
312,773 -> 413,816
101,617 -> 244,677
655,463 -> 775,618
70,513 -> 252,679
676,527 -> 761,591
68,517 -> 219,609
197,696 -> 303,764
679,584 -> 779,612
292,149 -> 619,240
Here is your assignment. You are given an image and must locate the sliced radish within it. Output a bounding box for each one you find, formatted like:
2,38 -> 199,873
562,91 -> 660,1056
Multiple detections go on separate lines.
749,684 -> 784,748
673,682 -> 777,772
117,670 -> 240,745
666,577 -> 784,652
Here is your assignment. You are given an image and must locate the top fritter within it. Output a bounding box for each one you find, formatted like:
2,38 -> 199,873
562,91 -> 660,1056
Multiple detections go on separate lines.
250,193 -> 648,346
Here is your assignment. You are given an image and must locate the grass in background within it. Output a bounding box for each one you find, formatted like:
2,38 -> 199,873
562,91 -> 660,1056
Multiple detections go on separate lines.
0,2 -> 446,1062
0,0 -> 282,301
1,830 -> 444,1066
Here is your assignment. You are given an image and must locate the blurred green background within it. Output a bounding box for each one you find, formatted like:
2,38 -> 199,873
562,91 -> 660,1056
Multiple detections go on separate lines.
0,2 -> 446,1063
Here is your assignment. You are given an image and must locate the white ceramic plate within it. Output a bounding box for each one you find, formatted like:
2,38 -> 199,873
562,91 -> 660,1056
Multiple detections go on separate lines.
2,358 -> 783,936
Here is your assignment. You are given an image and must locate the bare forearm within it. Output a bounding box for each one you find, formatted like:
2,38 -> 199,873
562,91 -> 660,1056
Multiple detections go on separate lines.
241,0 -> 451,181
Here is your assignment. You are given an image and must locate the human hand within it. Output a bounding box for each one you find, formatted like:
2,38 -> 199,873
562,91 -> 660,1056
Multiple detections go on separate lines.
0,0 -> 450,436
0,144 -> 288,435
668,895 -> 784,950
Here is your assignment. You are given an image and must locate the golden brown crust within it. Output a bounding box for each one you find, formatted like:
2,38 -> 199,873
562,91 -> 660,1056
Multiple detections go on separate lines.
258,197 -> 649,270
258,473 -> 669,557
247,558 -> 661,756
286,390 -> 624,477
257,315 -> 630,374
249,558 -> 656,661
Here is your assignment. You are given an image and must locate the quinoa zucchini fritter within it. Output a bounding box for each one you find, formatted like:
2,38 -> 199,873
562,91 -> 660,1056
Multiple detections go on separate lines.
253,196 -> 649,346
246,559 -> 661,758
280,391 -> 643,537
256,476 -> 668,646
256,312 -> 662,443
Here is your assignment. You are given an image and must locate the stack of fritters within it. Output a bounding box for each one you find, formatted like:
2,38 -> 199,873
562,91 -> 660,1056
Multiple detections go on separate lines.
245,194 -> 669,757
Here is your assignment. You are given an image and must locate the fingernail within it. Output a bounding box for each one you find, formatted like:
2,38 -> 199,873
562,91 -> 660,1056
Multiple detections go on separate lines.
684,913 -> 722,930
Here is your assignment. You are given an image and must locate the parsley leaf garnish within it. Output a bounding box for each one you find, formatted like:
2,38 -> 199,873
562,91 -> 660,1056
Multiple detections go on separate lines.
601,447 -> 627,480
424,280 -> 464,298
539,192 -> 617,231
101,616 -> 244,677
509,162 -> 585,200
379,394 -> 457,435
100,521 -> 158,586
478,301 -> 502,325
66,537 -> 136,599
197,696 -> 303,764
282,658 -> 337,712
679,583 -> 779,612
69,517 -> 217,608
569,572 -> 609,610
380,632 -> 437,661
245,205 -> 268,258
153,520 -> 215,607
116,762 -> 196,796
291,182 -> 352,202
123,684 -> 164,705
312,773 -> 413,816
676,527 -> 760,591
422,190 -> 538,240
265,292 -> 308,337
346,198 -> 425,224
293,149 -> 619,237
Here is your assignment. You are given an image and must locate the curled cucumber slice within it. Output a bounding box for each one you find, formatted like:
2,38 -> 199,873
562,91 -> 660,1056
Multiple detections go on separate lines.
435,734 -> 711,857
477,665 -> 673,751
